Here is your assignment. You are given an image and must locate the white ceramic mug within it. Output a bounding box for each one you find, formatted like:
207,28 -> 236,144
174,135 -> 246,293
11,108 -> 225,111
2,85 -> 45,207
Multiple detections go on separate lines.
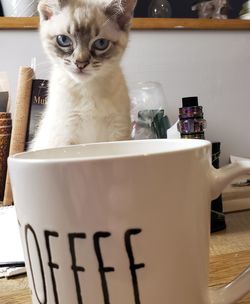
1,0 -> 38,17
9,139 -> 250,304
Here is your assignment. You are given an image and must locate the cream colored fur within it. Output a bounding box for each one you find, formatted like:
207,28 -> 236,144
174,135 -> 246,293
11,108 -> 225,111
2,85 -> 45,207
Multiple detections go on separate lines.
31,0 -> 136,150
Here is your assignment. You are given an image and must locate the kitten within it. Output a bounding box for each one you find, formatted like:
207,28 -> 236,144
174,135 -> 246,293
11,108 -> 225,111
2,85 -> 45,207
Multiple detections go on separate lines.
31,0 -> 137,150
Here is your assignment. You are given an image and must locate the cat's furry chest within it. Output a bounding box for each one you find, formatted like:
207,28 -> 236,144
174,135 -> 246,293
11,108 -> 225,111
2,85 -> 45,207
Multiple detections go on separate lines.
66,96 -> 121,143
30,67 -> 131,150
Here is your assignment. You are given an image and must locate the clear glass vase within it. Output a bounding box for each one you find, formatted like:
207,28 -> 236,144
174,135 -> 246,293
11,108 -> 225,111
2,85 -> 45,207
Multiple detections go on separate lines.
148,0 -> 172,18
129,81 -> 171,140
1,0 -> 39,17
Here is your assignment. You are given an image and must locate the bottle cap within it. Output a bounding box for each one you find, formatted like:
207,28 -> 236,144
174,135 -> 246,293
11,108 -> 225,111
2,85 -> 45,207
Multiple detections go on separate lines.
182,96 -> 198,107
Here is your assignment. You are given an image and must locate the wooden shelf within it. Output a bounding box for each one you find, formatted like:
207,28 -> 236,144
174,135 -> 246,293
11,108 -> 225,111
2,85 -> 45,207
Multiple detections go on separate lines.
133,18 -> 250,30
1,17 -> 250,30
0,17 -> 39,29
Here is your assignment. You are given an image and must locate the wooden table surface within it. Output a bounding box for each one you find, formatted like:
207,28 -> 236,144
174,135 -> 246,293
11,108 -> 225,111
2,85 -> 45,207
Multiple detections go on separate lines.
0,211 -> 250,304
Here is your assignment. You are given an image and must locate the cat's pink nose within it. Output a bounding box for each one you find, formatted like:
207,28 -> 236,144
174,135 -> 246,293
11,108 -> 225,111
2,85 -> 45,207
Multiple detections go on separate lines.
75,60 -> 89,70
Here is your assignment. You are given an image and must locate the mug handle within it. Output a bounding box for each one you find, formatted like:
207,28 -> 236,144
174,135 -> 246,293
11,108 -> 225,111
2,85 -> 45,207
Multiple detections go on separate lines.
210,161 -> 250,200
209,267 -> 250,304
209,161 -> 250,304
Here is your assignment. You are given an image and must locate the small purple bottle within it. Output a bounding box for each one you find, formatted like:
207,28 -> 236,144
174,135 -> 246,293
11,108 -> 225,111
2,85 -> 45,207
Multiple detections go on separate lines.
177,96 -> 207,139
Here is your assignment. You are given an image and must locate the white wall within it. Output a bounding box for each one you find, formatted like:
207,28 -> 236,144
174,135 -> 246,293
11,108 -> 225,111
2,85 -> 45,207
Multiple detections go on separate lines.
0,29 -> 250,164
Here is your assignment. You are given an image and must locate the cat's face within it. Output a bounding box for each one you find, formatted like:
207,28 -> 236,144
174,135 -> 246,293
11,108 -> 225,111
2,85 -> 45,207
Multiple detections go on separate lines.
38,0 -> 137,81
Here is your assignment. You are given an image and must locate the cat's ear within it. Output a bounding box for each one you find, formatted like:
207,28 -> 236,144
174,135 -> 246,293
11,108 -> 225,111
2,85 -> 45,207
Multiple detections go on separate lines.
106,0 -> 137,30
38,0 -> 66,21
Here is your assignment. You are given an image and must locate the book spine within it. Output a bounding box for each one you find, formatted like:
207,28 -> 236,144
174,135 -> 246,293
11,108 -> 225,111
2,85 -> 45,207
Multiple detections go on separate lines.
3,67 -> 34,206
0,113 -> 12,201
25,79 -> 48,150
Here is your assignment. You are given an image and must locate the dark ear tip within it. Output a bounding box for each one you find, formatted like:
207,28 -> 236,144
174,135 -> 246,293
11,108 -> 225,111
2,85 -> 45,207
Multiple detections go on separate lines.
38,3 -> 53,21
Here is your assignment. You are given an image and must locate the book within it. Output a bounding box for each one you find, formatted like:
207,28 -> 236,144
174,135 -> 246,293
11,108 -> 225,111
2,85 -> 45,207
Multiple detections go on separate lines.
25,79 -> 48,150
0,2 -> 3,17
0,206 -> 25,263
0,92 -> 8,112
3,67 -> 34,206
0,112 -> 12,201
0,206 -> 25,277
0,80 -> 11,201
0,266 -> 26,278
0,72 -> 11,113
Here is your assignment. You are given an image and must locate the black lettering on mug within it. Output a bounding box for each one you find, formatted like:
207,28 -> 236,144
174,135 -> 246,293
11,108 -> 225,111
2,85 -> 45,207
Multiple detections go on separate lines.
68,233 -> 86,304
44,230 -> 59,304
125,229 -> 145,304
94,232 -> 115,304
25,224 -> 47,304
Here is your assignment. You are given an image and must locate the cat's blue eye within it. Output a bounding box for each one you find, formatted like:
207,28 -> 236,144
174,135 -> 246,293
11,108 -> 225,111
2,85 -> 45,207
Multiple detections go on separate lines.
92,39 -> 110,51
56,35 -> 73,47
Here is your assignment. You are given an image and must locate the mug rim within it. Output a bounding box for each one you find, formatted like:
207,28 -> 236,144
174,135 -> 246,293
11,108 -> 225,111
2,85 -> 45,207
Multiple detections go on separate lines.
9,139 -> 211,164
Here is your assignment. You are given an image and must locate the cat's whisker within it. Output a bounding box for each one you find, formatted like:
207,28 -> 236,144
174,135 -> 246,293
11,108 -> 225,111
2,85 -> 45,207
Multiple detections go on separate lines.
92,63 -> 102,67
34,61 -> 50,67
63,60 -> 72,66
19,71 -> 34,83
21,66 -> 51,84
22,74 -> 37,83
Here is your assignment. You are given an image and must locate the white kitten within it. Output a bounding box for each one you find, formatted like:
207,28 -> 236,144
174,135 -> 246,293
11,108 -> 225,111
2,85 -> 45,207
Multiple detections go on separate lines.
31,0 -> 137,150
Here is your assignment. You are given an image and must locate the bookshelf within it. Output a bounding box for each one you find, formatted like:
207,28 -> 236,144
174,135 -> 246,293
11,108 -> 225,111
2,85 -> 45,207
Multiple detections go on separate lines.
1,17 -> 250,30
